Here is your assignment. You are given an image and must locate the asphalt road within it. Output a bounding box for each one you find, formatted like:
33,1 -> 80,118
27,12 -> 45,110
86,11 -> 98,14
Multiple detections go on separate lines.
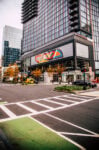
33,98 -> 99,150
0,84 -> 65,103
0,84 -> 99,150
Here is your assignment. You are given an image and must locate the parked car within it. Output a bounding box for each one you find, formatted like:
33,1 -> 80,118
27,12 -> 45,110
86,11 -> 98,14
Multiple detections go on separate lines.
90,82 -> 97,88
33,78 -> 38,84
72,80 -> 97,88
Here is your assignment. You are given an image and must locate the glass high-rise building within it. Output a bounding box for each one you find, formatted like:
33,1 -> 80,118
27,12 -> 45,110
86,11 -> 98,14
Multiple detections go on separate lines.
2,25 -> 22,67
91,0 -> 99,75
21,0 -> 99,82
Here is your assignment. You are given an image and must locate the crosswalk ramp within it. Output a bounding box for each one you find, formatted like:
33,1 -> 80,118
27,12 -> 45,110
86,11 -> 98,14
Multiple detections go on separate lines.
0,94 -> 96,122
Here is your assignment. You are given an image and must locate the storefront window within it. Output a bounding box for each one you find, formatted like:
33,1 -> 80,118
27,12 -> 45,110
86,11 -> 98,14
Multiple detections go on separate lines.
66,75 -> 74,83
76,75 -> 82,80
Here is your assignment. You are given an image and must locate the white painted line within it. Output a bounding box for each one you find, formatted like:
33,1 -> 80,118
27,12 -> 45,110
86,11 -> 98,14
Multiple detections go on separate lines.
57,133 -> 86,150
3,95 -> 67,106
2,94 -> 83,106
45,113 -> 98,135
17,103 -> 37,113
0,117 -> 13,122
0,105 -> 67,123
23,97 -> 97,119
32,108 -> 56,115
0,96 -> 97,126
71,94 -> 95,99
31,101 -> 53,110
0,101 -> 7,104
4,99 -> 44,106
59,132 -> 99,137
54,97 -> 77,103
43,97 -> 98,113
42,99 -> 66,106
29,116 -> 86,150
1,97 -> 97,123
63,95 -> 86,101
0,113 -> 33,122
0,105 -> 16,118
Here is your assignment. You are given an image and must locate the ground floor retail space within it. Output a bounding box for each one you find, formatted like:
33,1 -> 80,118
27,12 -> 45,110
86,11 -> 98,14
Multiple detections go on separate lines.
22,58 -> 94,83
38,70 -> 94,84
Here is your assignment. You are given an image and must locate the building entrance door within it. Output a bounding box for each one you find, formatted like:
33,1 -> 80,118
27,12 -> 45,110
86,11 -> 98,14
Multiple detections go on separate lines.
53,74 -> 58,82
67,75 -> 74,83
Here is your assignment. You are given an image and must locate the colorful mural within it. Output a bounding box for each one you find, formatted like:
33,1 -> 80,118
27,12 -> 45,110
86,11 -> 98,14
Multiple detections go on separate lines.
35,49 -> 63,63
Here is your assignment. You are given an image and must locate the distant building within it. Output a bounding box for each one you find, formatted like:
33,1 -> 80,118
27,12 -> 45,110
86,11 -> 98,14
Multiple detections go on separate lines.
0,58 -> 1,66
2,25 -> 22,67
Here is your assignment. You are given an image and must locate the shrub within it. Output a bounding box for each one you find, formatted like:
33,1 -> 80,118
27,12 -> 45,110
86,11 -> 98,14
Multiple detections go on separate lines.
55,85 -> 85,92
24,78 -> 34,84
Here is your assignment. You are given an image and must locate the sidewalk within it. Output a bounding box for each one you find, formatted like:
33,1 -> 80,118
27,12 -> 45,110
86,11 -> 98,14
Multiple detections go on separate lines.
78,84 -> 99,97
38,82 -> 99,97
37,82 -> 69,86
80,90 -> 99,97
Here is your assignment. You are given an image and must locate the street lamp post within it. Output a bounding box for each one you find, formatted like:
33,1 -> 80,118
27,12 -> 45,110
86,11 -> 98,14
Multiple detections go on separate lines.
81,68 -> 87,90
83,71 -> 86,90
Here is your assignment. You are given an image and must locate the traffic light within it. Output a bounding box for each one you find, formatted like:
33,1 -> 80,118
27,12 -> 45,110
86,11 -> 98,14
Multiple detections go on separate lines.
81,67 -> 89,72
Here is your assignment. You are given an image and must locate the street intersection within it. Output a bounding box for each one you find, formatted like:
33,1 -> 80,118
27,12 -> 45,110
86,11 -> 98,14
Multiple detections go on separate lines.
0,84 -> 99,150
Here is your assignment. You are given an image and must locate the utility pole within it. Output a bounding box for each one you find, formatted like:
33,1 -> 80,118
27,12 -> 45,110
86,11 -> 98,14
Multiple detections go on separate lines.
83,71 -> 86,90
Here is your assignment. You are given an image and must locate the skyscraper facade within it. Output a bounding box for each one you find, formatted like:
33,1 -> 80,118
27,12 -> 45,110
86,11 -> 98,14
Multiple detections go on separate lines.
91,0 -> 99,75
2,25 -> 22,67
21,0 -> 99,82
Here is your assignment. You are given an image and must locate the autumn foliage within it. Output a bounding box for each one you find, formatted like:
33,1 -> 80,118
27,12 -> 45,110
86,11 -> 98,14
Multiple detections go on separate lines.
55,64 -> 65,75
46,64 -> 65,76
14,64 -> 19,77
31,68 -> 42,80
4,65 -> 14,78
3,64 -> 19,81
47,66 -> 54,76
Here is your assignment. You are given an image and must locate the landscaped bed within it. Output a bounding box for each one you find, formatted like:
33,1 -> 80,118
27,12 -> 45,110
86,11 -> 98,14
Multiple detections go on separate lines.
0,117 -> 79,150
54,85 -> 90,93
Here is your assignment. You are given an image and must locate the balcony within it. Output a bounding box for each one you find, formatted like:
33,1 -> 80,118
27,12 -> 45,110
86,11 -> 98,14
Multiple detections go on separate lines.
68,2 -> 78,9
70,20 -> 78,27
68,0 -> 78,4
70,25 -> 79,32
70,14 -> 78,21
22,0 -> 38,23
69,9 -> 78,16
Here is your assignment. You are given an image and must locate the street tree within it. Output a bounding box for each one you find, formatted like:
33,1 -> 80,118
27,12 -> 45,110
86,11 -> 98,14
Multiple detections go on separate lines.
55,64 -> 65,76
55,64 -> 65,84
31,68 -> 42,82
13,63 -> 19,82
47,66 -> 54,76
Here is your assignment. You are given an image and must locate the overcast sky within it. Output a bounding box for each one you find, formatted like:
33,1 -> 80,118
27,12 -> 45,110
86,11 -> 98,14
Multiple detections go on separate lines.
0,0 -> 23,57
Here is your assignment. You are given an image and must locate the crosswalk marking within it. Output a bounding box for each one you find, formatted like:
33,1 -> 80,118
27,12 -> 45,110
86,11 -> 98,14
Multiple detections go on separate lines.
0,94 -> 96,122
54,97 -> 77,103
31,101 -> 53,110
0,105 -> 16,118
63,95 -> 85,101
70,94 -> 94,99
41,99 -> 65,106
17,103 -> 37,113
